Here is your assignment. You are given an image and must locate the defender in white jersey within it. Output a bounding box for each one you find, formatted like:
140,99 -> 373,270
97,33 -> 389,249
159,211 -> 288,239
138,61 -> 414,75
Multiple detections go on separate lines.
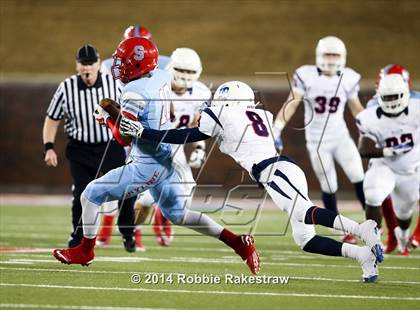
126,81 -> 384,282
357,74 -> 420,255
272,36 -> 365,240
135,48 -> 211,247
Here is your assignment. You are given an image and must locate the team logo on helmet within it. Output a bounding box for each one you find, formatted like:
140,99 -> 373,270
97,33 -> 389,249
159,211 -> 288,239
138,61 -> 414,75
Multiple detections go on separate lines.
218,86 -> 230,94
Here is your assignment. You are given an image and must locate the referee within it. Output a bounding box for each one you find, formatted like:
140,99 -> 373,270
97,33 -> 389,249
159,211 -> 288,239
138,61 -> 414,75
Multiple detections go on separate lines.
42,44 -> 136,251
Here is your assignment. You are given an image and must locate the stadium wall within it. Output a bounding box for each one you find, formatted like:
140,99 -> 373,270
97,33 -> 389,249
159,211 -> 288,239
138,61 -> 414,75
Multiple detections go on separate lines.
0,80 -> 376,195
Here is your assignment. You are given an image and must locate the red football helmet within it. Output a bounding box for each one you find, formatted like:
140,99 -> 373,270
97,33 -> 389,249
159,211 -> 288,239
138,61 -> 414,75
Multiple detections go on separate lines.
123,25 -> 153,40
376,64 -> 412,89
111,37 -> 158,83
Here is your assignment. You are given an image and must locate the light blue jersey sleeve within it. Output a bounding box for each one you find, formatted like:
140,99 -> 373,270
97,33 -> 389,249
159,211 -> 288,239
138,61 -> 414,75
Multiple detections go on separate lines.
158,55 -> 171,71
120,83 -> 148,120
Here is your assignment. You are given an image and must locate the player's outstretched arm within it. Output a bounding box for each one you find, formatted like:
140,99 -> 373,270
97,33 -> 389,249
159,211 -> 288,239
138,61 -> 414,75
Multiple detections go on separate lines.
348,96 -> 364,117
358,136 -> 412,158
274,91 -> 302,131
142,127 -> 211,144
358,136 -> 383,158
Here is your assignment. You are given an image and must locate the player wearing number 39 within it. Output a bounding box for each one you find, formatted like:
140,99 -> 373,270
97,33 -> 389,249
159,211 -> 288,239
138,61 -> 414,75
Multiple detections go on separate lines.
273,36 -> 365,244
53,37 -> 260,275
356,74 -> 420,255
127,80 -> 384,282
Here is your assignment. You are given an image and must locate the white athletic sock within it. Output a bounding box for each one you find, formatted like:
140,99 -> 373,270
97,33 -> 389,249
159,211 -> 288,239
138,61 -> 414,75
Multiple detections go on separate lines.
341,243 -> 360,260
81,194 -> 101,239
333,215 -> 359,236
181,210 -> 224,238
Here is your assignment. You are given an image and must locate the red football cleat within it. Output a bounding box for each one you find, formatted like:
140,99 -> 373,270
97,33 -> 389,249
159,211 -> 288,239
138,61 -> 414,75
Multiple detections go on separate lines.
134,227 -> 146,252
163,218 -> 174,245
96,215 -> 115,247
341,234 -> 357,244
233,235 -> 260,275
398,248 -> 411,256
410,216 -> 420,249
153,208 -> 170,246
53,237 -> 95,266
384,229 -> 398,253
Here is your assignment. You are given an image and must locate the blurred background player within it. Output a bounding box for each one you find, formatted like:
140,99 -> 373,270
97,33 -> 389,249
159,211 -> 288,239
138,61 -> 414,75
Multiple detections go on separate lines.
131,80 -> 383,282
272,36 -> 365,243
134,47 -> 211,248
53,38 -> 260,275
43,44 -> 136,250
101,25 -> 170,75
357,74 -> 419,256
361,66 -> 420,253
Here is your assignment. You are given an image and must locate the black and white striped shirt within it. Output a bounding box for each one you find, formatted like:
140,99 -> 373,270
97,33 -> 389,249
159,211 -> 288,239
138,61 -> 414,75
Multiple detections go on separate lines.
46,72 -> 120,143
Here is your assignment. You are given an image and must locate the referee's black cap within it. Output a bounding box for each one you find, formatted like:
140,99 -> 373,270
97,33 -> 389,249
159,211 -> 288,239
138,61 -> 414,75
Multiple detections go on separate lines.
76,44 -> 99,65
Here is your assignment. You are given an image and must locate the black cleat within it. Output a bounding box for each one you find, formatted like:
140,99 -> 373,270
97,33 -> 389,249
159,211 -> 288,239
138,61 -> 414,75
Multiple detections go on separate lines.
123,236 -> 136,253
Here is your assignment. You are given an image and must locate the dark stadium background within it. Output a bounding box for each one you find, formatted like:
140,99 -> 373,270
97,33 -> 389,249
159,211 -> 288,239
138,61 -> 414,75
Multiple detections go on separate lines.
1,0 -> 419,196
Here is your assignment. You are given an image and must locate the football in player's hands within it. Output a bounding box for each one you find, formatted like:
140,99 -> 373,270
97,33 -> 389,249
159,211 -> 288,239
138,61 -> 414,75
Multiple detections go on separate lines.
189,147 -> 206,168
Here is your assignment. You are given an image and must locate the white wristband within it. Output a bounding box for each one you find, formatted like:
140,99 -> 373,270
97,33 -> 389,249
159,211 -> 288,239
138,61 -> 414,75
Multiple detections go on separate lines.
383,147 -> 393,157
195,140 -> 206,150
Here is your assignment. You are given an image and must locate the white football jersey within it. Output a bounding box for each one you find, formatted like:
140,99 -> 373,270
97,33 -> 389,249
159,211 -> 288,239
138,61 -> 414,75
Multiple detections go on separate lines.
172,81 -> 211,128
356,94 -> 420,174
293,65 -> 361,142
198,106 -> 278,172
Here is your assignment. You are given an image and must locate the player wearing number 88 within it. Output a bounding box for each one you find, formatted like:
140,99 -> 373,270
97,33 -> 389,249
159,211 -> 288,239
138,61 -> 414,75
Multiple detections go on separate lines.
272,36 -> 366,240
133,80 -> 383,282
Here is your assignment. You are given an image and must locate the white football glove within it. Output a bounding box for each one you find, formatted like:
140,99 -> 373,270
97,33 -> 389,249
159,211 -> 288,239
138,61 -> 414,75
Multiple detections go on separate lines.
383,143 -> 413,157
188,147 -> 206,168
119,117 -> 144,137
93,105 -> 110,126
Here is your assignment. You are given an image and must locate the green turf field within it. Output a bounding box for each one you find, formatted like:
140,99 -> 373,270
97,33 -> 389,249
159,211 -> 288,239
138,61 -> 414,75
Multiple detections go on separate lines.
0,204 -> 419,310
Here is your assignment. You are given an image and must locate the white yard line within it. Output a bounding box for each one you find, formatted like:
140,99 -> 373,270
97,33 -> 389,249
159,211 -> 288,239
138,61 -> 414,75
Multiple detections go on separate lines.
2,256 -> 418,271
0,266 -> 419,285
1,283 -> 419,301
2,243 -> 419,260
0,304 -> 175,310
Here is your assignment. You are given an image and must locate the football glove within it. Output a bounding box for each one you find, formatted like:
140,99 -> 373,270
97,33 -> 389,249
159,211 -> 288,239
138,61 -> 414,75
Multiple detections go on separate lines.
383,143 -> 413,157
189,147 -> 206,168
119,117 -> 144,137
93,105 -> 110,126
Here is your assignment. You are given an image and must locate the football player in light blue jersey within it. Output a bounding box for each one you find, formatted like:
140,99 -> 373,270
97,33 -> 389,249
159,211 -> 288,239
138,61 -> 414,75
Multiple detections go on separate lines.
53,37 -> 260,275
97,24 -> 174,248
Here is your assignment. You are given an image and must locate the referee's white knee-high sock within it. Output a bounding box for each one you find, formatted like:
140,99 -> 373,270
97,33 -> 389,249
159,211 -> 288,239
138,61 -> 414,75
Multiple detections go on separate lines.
180,210 -> 224,237
81,193 -> 101,239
